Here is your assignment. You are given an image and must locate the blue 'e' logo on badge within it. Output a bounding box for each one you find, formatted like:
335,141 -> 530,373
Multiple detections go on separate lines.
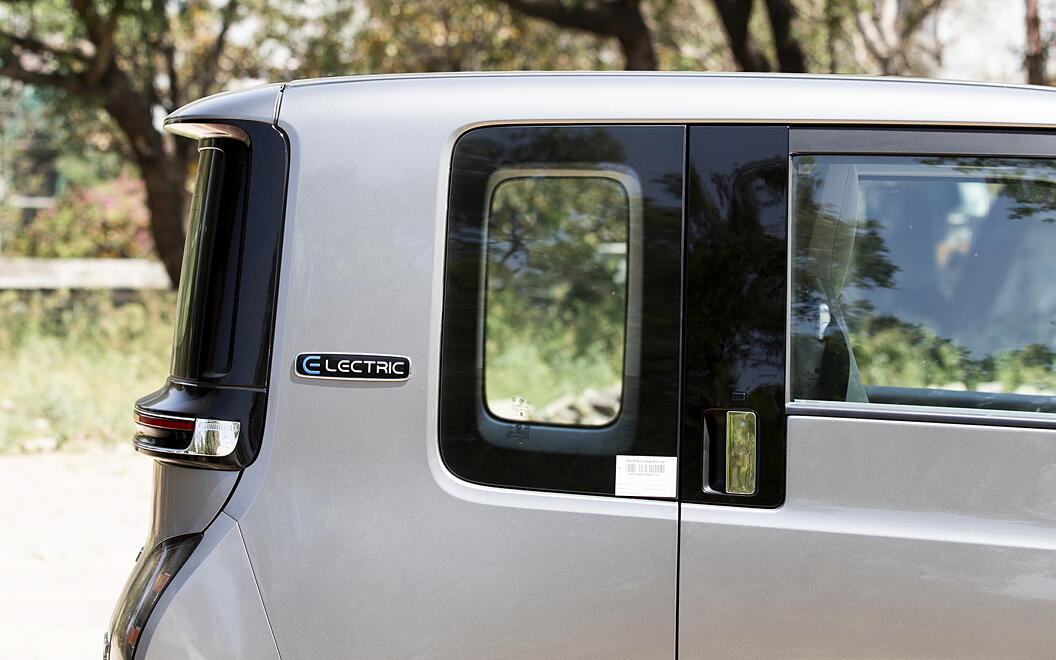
302,355 -> 322,375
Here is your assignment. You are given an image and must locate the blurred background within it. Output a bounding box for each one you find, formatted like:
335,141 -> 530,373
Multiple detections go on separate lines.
0,0 -> 1054,656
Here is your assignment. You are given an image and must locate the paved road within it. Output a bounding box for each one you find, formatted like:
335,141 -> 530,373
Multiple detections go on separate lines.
0,448 -> 153,659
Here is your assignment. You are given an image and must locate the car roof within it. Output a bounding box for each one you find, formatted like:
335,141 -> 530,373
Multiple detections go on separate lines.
168,72 -> 1056,130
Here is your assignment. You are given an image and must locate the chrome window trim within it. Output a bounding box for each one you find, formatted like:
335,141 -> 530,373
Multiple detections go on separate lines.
787,400 -> 1056,430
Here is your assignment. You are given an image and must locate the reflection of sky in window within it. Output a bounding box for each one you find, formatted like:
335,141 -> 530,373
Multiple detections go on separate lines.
846,161 -> 1056,360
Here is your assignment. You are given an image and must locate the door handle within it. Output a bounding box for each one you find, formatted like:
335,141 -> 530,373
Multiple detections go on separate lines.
702,409 -> 758,496
725,411 -> 757,495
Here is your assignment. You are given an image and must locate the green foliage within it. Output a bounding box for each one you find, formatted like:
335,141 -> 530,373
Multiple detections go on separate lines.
2,173 -> 153,258
920,157 -> 1056,224
0,290 -> 174,452
850,313 -> 1056,394
484,176 -> 627,414
253,0 -> 624,79
484,332 -> 623,415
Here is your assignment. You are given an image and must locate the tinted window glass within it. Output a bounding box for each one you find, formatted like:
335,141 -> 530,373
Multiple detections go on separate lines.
170,138 -> 248,382
791,155 -> 1056,414
440,125 -> 683,496
484,172 -> 636,427
171,147 -> 224,374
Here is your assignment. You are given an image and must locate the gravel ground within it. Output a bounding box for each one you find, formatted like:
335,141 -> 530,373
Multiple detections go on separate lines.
0,447 -> 153,659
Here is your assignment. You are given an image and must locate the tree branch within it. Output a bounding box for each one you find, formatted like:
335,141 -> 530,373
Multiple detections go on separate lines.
899,0 -> 945,44
70,0 -> 104,42
853,6 -> 892,73
0,31 -> 91,62
0,57 -> 85,93
0,31 -> 91,93
191,0 -> 239,96
87,4 -> 123,84
502,0 -> 656,70
164,43 -> 180,110
763,0 -> 807,72
710,0 -> 772,71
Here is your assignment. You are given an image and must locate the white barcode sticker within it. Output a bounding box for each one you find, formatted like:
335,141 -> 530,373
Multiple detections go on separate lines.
614,455 -> 677,498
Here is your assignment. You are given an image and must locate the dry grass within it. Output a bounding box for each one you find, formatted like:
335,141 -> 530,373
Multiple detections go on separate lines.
0,290 -> 174,453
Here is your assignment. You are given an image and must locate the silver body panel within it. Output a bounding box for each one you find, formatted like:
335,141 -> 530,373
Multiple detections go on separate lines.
165,82 -> 281,124
140,73 -> 1056,658
140,514 -> 278,659
145,462 -> 238,549
680,416 -> 1056,658
226,76 -> 679,659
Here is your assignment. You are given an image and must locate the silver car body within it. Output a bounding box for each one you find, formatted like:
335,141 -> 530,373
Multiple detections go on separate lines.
119,73 -> 1056,659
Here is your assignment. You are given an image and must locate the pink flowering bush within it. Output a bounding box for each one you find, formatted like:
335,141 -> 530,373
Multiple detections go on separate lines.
5,173 -> 155,258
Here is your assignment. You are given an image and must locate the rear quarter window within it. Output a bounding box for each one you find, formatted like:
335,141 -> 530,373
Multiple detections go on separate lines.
439,124 -> 683,496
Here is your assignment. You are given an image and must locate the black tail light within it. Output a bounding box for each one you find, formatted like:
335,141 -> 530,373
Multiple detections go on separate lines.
106,534 -> 202,660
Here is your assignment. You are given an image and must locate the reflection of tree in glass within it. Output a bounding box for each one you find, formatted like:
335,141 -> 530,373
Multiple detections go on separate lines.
919,157 -> 1056,223
795,155 -> 1056,401
792,156 -> 902,402
680,141 -> 791,430
793,157 -> 898,301
849,313 -> 1056,395
506,127 -> 627,164
484,176 -> 628,423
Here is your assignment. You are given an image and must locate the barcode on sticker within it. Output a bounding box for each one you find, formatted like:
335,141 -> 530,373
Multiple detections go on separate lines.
626,462 -> 666,475
615,455 -> 677,498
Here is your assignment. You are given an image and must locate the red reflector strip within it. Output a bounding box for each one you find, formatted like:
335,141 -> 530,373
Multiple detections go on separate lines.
134,412 -> 195,432
151,572 -> 172,594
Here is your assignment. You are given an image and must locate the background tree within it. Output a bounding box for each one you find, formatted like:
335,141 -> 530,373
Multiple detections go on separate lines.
0,0 -> 261,286
709,0 -> 807,71
496,0 -> 810,72
495,0 -> 656,69
848,0 -> 946,75
1026,0 -> 1048,84
255,0 -> 621,78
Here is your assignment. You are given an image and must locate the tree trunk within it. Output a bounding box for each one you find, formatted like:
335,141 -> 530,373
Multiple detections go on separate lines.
614,8 -> 657,70
825,0 -> 839,73
710,0 -> 773,71
501,0 -> 657,71
135,158 -> 188,288
100,66 -> 187,287
764,0 -> 807,72
1026,0 -> 1047,85
616,15 -> 654,68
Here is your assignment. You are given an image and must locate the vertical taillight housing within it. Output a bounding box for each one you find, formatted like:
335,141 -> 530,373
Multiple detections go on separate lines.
170,139 -> 244,382
131,120 -> 288,470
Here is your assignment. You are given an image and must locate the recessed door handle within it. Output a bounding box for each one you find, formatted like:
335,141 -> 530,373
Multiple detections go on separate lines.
725,410 -> 757,495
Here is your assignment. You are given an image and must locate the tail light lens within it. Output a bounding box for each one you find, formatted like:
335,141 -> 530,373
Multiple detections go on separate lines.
133,410 -> 240,457
107,534 -> 202,660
